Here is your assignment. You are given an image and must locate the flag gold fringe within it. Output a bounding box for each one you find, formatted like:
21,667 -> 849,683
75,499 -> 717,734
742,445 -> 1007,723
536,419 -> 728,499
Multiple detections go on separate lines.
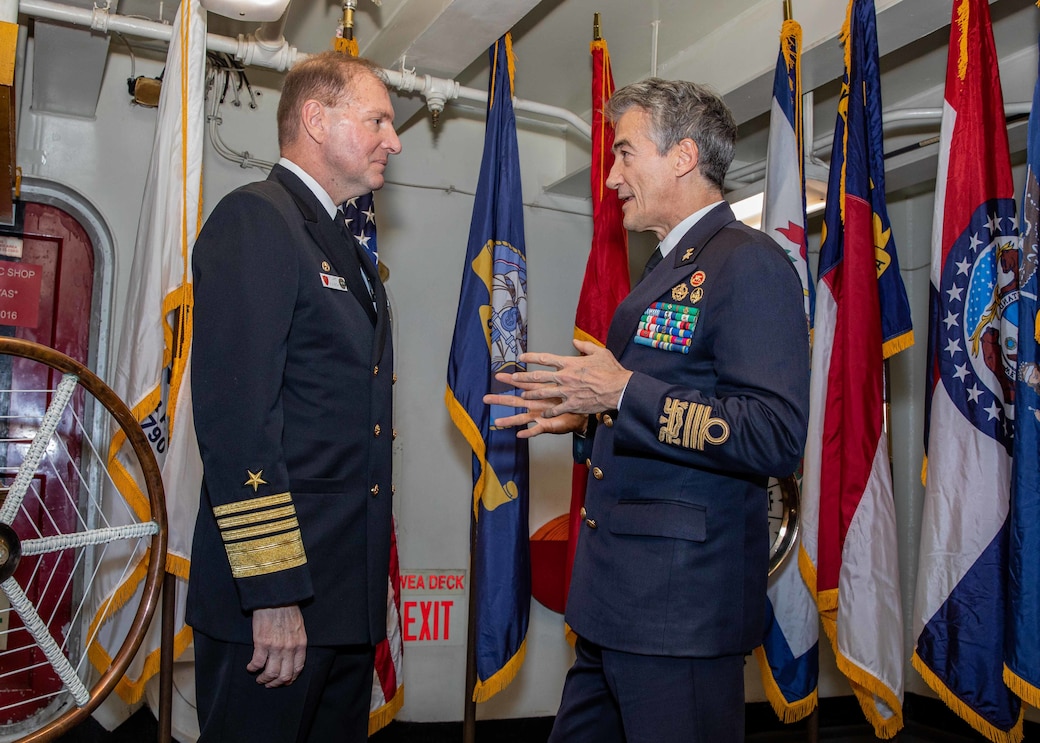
334,36 -> 359,56
85,551 -> 195,704
444,386 -> 489,520
820,613 -> 903,739
368,686 -> 405,736
956,0 -> 970,82
472,637 -> 527,703
573,326 -> 607,347
752,645 -> 818,723
804,545 -> 901,738
1004,665 -> 1040,710
797,543 -> 817,600
912,652 -> 1024,743
490,34 -> 516,110
882,329 -> 914,359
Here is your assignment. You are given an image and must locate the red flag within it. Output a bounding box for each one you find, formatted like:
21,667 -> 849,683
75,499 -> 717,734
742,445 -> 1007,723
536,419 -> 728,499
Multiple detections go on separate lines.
566,36 -> 630,602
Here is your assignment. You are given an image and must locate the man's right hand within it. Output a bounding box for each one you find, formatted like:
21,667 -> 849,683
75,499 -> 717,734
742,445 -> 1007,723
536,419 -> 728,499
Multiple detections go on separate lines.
248,605 -> 307,687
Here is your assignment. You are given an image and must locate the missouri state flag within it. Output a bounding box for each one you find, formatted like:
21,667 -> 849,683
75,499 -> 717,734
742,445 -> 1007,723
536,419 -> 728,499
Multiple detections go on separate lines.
912,1 -> 1023,741
1004,32 -> 1040,713
799,0 -> 912,738
754,15 -> 818,724
445,34 -> 530,702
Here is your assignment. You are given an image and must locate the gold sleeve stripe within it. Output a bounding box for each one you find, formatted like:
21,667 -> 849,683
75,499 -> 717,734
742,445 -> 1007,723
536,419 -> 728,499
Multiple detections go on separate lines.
224,531 -> 307,579
213,491 -> 292,517
221,517 -> 300,543
217,505 -> 297,530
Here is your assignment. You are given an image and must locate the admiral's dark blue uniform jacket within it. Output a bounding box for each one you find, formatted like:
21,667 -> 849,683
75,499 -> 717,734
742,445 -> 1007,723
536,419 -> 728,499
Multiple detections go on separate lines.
568,203 -> 810,657
187,164 -> 394,647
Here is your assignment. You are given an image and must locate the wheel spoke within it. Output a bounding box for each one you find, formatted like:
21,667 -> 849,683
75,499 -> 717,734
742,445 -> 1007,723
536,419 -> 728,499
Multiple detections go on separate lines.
20,522 -> 159,556
1,576 -> 90,706
0,374 -> 80,525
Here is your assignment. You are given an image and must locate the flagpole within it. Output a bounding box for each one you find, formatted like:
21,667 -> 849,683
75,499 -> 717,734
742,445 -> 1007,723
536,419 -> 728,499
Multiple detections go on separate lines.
463,517 -> 478,743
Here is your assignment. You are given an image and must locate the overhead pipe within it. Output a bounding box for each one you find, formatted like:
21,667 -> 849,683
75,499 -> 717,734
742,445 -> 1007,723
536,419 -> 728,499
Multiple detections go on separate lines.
17,0 -> 591,140
727,101 -> 1033,186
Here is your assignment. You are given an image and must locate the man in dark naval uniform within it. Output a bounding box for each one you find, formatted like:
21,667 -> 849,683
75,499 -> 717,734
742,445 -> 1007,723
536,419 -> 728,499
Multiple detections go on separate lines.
187,52 -> 401,742
487,78 -> 810,742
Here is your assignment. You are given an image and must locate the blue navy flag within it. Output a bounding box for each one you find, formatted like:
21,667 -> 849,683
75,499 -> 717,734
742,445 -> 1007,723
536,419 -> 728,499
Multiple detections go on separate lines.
1005,32 -> 1040,712
755,16 -> 819,725
444,34 -> 530,702
912,1 -> 1022,740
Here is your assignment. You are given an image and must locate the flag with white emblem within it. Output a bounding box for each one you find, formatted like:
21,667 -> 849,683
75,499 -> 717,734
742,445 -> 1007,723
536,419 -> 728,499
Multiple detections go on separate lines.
912,1 -> 1023,740
445,34 -> 530,701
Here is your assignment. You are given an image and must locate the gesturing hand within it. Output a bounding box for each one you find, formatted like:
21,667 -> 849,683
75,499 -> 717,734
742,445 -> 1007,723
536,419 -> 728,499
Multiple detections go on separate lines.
483,340 -> 632,436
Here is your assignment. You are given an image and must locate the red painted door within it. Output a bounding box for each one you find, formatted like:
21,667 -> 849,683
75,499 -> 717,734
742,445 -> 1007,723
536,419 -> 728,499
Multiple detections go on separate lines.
0,201 -> 95,725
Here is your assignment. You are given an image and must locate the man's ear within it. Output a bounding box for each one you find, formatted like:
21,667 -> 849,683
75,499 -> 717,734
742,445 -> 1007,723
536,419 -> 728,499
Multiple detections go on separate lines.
300,99 -> 327,144
675,138 -> 699,178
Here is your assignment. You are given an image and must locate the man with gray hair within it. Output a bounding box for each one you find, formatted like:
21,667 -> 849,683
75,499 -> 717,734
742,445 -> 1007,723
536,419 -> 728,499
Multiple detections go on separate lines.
487,78 -> 810,741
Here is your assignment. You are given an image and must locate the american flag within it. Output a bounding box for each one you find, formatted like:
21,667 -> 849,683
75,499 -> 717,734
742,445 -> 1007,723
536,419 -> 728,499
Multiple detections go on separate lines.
341,192 -> 404,733
343,193 -> 379,267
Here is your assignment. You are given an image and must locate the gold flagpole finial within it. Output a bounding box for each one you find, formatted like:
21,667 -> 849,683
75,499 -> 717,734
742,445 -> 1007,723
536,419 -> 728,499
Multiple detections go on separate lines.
593,12 -> 601,42
783,0 -> 793,21
334,0 -> 359,56
343,0 -> 356,41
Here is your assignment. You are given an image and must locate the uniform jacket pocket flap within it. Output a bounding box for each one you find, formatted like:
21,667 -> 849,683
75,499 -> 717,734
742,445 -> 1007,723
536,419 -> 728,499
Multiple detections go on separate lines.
609,500 -> 706,542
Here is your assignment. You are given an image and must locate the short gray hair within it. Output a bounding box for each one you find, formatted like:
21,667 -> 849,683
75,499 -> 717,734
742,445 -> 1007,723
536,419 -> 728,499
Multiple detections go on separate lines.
605,78 -> 736,190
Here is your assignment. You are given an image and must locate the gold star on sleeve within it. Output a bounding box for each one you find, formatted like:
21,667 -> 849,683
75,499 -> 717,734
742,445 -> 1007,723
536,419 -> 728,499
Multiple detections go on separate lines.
244,469 -> 268,492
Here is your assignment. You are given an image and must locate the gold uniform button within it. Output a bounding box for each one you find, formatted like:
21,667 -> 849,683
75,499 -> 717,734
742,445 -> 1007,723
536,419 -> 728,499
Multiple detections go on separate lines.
392,373 -> 398,384
592,467 -> 604,480
392,484 -> 396,494
602,413 -> 614,427
374,424 -> 382,437
579,506 -> 587,519
392,428 -> 398,441
370,484 -> 380,496
585,458 -> 592,468
585,518 -> 598,529
373,365 -> 379,376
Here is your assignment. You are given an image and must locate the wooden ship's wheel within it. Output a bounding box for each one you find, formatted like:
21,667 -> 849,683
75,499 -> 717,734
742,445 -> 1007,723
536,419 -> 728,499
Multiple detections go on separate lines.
0,338 -> 167,742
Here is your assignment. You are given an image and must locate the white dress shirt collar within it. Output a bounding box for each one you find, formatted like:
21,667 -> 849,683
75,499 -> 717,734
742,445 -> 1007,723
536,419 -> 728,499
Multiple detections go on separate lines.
658,200 -> 725,258
278,158 -> 339,220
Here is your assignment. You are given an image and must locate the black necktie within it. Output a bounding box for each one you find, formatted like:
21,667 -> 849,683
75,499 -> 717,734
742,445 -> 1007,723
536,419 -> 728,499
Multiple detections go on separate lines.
640,247 -> 663,281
